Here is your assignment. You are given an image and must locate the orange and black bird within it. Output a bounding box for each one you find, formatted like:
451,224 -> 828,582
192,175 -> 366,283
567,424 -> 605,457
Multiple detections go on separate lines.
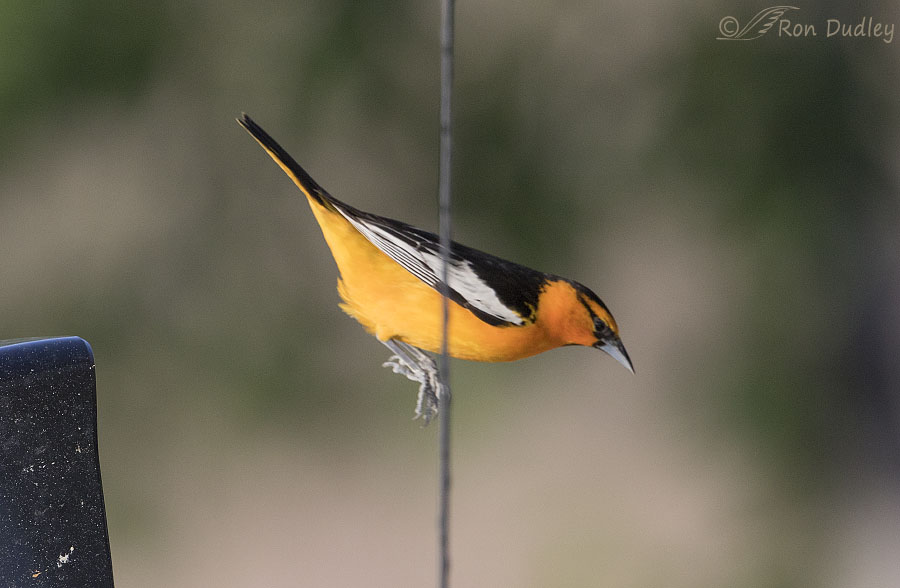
237,114 -> 633,421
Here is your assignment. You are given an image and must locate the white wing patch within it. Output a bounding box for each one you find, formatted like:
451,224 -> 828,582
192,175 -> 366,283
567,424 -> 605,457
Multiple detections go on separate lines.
339,210 -> 525,326
418,249 -> 525,325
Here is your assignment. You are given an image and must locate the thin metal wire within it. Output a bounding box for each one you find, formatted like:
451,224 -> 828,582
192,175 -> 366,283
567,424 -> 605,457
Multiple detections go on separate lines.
437,0 -> 454,586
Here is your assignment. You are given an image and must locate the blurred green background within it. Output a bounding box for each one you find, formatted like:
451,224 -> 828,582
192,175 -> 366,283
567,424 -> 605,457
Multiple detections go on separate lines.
2,1 -> 899,586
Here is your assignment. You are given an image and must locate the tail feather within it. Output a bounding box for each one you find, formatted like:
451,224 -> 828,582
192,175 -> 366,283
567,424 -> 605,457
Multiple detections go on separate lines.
237,113 -> 333,208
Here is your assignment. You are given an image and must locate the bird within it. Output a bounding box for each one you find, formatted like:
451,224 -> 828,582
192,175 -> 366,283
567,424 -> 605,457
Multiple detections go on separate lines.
237,114 -> 633,422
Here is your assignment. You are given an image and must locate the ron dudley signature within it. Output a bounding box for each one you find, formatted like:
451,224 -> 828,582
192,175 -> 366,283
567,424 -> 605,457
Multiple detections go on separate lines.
718,7 -> 895,43
781,16 -> 895,43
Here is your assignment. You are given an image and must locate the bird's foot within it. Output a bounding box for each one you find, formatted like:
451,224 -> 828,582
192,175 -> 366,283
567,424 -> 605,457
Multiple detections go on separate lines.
381,341 -> 446,425
413,371 -> 440,425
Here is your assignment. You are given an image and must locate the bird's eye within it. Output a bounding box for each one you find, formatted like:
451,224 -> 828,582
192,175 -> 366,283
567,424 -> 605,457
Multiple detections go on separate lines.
593,318 -> 611,337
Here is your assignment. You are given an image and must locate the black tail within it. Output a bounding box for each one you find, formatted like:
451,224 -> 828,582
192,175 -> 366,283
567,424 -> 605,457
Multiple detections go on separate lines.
237,113 -> 332,207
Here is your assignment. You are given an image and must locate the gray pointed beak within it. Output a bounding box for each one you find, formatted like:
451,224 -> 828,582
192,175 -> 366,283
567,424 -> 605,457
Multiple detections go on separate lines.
596,338 -> 634,374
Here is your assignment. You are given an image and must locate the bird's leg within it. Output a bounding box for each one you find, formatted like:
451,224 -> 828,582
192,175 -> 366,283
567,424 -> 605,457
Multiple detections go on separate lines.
381,339 -> 446,424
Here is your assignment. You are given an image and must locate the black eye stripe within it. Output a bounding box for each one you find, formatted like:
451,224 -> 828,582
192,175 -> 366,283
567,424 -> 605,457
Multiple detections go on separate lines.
578,296 -> 596,319
580,298 -> 607,334
579,294 -> 613,336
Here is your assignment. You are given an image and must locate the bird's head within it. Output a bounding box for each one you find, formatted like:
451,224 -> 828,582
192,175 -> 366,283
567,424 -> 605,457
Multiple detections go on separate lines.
553,279 -> 634,374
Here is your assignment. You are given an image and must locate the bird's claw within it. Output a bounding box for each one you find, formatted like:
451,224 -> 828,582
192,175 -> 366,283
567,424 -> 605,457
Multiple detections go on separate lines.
413,375 -> 440,425
382,355 -> 417,381
381,343 -> 446,425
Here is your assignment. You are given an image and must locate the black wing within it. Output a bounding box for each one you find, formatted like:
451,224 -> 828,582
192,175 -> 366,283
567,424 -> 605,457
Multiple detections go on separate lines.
333,201 -> 546,327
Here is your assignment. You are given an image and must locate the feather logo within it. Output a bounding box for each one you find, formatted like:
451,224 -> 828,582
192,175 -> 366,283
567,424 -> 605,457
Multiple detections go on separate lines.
718,6 -> 799,40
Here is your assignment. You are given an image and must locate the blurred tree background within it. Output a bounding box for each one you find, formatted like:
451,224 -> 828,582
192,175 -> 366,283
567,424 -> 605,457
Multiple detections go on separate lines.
2,1 -> 899,586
